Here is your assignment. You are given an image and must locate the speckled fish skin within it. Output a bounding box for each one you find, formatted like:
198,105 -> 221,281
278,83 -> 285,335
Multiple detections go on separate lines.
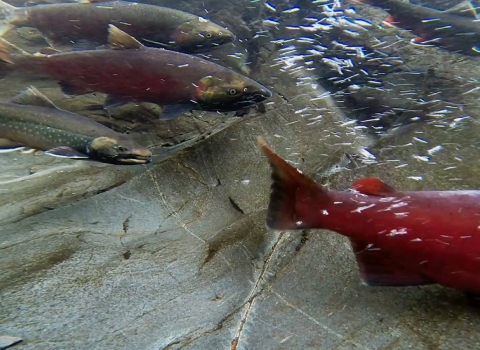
0,34 -> 271,114
4,0 -> 234,52
0,101 -> 152,164
260,139 -> 480,296
359,0 -> 480,55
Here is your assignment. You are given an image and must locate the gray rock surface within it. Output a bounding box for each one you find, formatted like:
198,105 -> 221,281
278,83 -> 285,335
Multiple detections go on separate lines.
1,0 -> 480,349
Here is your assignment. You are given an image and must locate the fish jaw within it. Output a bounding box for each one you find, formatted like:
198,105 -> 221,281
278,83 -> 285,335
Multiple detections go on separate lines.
171,18 -> 235,53
195,75 -> 272,112
86,136 -> 152,165
91,152 -> 152,165
113,146 -> 153,165
111,154 -> 152,165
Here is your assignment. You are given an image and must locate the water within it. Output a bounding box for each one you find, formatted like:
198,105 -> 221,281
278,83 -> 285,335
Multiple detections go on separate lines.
1,0 -> 480,349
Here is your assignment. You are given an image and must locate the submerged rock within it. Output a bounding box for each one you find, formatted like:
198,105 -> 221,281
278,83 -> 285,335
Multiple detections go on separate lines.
1,0 -> 480,349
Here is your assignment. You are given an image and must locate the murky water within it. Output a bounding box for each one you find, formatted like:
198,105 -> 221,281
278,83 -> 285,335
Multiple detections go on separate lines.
1,0 -> 480,349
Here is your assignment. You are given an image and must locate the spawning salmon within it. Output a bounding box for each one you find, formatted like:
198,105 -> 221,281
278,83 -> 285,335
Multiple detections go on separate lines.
356,0 -> 480,55
259,137 -> 480,298
0,0 -> 234,53
0,86 -> 152,164
0,25 -> 272,119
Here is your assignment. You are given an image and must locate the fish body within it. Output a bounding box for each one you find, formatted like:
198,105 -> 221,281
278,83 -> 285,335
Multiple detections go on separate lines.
0,0 -> 234,52
0,86 -> 152,164
259,138 -> 480,295
358,0 -> 480,55
0,26 -> 271,119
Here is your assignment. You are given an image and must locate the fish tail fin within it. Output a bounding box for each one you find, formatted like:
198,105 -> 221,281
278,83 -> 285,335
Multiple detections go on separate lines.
0,0 -> 22,36
0,37 -> 29,65
258,137 -> 329,230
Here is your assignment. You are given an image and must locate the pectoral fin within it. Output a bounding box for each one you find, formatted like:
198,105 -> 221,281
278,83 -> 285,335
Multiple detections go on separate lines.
350,239 -> 434,286
104,95 -> 132,109
39,47 -> 61,55
45,146 -> 89,159
80,0 -> 106,4
0,138 -> 24,152
11,86 -> 59,109
160,104 -> 192,120
59,81 -> 93,96
108,24 -> 143,50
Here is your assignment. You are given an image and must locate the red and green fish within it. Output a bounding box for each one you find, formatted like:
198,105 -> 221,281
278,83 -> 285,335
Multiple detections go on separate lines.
0,86 -> 152,164
0,0 -> 234,53
356,0 -> 480,55
0,25 -> 271,119
259,137 -> 480,298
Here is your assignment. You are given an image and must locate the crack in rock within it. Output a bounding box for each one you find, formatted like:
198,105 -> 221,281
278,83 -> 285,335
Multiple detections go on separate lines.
230,232 -> 286,350
161,304 -> 242,350
270,289 -> 373,350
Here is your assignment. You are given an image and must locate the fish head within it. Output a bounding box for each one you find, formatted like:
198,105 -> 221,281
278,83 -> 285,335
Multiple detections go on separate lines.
87,136 -> 152,165
172,17 -> 235,52
194,75 -> 272,112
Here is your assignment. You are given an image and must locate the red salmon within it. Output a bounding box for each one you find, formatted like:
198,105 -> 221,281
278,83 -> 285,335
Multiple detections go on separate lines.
0,25 -> 271,119
259,137 -> 480,297
355,0 -> 480,55
0,0 -> 234,53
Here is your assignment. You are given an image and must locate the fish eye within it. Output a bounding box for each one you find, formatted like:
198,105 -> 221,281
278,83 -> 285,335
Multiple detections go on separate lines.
205,32 -> 212,38
219,31 -> 223,35
228,88 -> 237,95
117,146 -> 128,152
243,87 -> 248,92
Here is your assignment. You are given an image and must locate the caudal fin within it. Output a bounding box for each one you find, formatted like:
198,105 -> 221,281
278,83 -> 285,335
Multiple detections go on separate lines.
258,137 -> 327,230
0,0 -> 19,37
0,36 -> 29,66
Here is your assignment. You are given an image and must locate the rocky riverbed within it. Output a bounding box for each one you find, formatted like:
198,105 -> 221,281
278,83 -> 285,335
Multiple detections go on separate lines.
1,0 -> 480,349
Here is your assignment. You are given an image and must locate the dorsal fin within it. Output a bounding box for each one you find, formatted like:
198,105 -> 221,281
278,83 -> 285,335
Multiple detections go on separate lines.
39,47 -> 61,55
108,24 -> 143,50
11,86 -> 59,109
351,177 -> 398,196
444,1 -> 477,18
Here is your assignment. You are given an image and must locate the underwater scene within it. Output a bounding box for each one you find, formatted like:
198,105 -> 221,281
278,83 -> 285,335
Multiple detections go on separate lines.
1,0 -> 480,348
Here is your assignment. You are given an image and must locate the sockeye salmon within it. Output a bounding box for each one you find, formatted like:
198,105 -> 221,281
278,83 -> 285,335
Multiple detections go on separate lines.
0,25 -> 272,120
0,86 -> 152,164
0,0 -> 234,53
356,0 -> 480,55
259,137 -> 480,298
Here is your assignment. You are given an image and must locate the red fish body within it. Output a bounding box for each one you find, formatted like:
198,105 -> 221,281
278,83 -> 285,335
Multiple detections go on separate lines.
30,49 -> 213,104
0,26 -> 271,118
259,138 -> 480,296
357,0 -> 480,55
0,0 -> 234,52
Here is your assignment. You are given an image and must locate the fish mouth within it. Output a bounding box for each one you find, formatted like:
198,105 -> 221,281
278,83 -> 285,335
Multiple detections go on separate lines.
256,86 -> 273,99
114,155 -> 152,165
209,29 -> 236,46
188,37 -> 235,52
241,87 -> 273,104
